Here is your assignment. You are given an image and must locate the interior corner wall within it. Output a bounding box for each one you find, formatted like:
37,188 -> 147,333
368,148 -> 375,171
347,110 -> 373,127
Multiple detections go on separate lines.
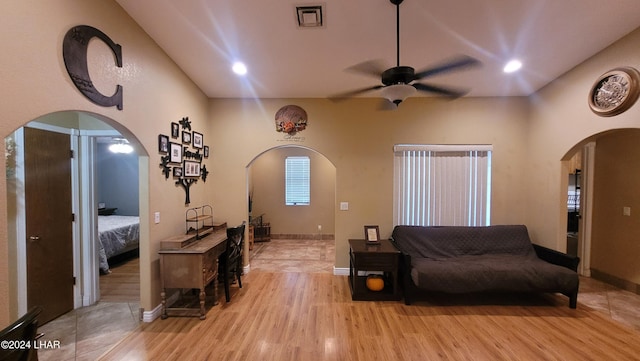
526,26 -> 640,250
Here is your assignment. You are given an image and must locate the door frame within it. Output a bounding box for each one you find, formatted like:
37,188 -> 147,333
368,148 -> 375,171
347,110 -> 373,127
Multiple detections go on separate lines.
15,122 -> 123,315
15,122 -> 81,316
577,142 -> 595,276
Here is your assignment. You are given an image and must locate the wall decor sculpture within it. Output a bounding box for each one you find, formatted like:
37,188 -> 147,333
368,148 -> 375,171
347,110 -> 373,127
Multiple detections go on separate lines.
62,25 -> 123,110
275,105 -> 308,135
158,116 -> 209,204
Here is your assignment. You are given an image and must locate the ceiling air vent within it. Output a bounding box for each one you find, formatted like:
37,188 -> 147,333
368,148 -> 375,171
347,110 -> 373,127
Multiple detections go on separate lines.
296,5 -> 324,28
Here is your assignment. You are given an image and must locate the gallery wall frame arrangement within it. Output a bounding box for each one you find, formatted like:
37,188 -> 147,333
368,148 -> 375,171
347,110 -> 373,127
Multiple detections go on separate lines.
158,116 -> 209,204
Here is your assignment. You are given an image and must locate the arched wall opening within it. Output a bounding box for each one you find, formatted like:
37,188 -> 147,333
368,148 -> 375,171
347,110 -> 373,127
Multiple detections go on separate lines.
5,110 -> 149,320
245,145 -> 337,270
559,128 -> 640,291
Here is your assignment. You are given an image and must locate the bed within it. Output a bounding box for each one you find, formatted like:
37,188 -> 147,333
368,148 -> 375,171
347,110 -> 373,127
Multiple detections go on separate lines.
98,215 -> 140,273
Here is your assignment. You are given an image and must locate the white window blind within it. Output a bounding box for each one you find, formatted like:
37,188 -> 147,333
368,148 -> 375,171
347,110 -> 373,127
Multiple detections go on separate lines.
393,144 -> 492,226
285,156 -> 310,205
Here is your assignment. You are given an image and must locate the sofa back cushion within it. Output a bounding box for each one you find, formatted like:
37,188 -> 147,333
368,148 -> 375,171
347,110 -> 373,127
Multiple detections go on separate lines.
391,225 -> 536,259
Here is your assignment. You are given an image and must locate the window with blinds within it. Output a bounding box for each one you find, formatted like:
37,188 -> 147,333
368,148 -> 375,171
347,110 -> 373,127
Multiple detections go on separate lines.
285,156 -> 310,205
393,144 -> 492,226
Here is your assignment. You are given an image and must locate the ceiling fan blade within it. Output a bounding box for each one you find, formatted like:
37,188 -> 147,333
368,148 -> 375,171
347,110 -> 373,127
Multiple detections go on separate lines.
344,60 -> 389,78
413,83 -> 469,98
413,55 -> 481,80
329,85 -> 386,101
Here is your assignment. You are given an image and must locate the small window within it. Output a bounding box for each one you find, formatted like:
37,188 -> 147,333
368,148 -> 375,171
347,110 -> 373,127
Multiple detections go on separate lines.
285,156 -> 310,205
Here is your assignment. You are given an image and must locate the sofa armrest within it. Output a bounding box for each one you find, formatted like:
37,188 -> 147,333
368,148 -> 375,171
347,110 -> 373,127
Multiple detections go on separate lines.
532,244 -> 580,272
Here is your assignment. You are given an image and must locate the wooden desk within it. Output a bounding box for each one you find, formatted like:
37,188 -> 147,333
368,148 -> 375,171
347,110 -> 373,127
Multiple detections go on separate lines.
159,225 -> 227,320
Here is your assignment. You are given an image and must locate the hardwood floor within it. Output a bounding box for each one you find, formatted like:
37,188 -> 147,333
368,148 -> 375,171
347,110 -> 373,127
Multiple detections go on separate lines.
36,240 -> 640,360
100,271 -> 640,361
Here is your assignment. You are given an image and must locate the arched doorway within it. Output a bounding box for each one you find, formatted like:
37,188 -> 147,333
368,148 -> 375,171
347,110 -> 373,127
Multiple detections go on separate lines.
246,145 -> 336,272
5,110 -> 147,322
561,128 -> 640,288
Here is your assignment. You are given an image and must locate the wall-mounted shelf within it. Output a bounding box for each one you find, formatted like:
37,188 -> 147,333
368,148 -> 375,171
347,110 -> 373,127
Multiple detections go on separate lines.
186,205 -> 214,240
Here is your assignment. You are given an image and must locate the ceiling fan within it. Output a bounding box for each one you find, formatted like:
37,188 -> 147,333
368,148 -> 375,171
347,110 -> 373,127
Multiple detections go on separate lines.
333,0 -> 481,106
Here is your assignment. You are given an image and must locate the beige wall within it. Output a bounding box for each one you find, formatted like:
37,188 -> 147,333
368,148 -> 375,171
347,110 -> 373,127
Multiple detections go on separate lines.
250,147 -> 336,237
591,130 -> 640,284
207,97 -> 531,269
0,0 -> 210,323
527,27 -> 640,250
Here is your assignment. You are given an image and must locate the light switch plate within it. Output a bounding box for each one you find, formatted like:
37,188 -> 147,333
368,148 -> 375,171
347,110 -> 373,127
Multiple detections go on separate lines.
340,202 -> 349,211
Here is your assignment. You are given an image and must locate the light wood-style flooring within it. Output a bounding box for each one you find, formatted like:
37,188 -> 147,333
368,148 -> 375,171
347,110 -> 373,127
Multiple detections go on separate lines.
37,239 -> 640,361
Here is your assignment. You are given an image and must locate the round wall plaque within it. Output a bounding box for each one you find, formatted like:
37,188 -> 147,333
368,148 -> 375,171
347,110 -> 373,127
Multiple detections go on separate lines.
588,67 -> 640,117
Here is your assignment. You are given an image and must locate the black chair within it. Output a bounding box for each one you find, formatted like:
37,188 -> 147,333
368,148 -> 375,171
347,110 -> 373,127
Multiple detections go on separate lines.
0,306 -> 43,361
220,223 -> 245,302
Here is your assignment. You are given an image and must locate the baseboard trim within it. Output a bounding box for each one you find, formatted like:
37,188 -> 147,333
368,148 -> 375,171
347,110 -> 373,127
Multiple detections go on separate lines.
270,233 -> 335,240
333,267 -> 349,276
142,303 -> 163,323
591,269 -> 640,295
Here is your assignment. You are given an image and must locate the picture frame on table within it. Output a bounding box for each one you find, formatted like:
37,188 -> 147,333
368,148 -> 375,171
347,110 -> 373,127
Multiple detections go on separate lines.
169,142 -> 182,163
158,134 -> 169,153
183,160 -> 201,177
192,131 -> 203,149
364,225 -> 380,243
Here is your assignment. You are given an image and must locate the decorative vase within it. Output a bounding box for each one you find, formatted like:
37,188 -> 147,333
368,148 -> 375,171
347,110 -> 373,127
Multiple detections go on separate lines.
366,274 -> 385,292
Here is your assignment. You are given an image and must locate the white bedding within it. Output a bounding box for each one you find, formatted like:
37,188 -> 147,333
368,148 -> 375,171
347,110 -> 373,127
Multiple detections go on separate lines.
98,215 -> 140,273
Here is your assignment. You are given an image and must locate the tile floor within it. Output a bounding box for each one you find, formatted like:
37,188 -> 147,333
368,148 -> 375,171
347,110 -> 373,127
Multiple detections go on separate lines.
34,239 -> 640,360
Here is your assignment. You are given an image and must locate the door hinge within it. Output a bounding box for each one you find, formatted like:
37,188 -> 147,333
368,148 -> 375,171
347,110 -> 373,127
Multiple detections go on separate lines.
73,277 -> 76,285
71,213 -> 75,222
70,149 -> 75,158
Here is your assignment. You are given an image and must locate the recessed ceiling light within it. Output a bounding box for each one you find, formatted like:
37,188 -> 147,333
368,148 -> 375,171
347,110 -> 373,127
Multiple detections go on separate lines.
232,62 -> 247,75
503,59 -> 522,73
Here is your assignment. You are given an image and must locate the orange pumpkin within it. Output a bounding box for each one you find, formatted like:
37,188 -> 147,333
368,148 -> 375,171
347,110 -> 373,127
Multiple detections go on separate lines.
366,275 -> 385,292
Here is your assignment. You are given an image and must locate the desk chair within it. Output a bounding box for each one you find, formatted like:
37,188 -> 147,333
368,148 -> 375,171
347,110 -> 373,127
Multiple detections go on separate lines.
221,223 -> 245,302
0,306 -> 43,361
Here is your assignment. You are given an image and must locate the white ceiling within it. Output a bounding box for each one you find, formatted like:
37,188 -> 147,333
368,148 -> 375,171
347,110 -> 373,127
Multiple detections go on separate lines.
115,0 -> 640,100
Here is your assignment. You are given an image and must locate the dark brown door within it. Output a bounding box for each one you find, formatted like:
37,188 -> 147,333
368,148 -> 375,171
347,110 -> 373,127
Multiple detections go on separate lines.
24,127 -> 74,324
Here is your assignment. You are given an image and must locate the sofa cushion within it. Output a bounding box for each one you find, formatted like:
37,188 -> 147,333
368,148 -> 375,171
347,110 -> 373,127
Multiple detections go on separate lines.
411,254 -> 579,294
392,225 -> 536,259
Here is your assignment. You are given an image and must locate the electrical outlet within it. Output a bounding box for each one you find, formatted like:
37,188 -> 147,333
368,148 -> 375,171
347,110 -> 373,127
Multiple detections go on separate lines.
318,224 -> 322,232
623,206 -> 631,216
340,202 -> 349,211
154,212 -> 161,224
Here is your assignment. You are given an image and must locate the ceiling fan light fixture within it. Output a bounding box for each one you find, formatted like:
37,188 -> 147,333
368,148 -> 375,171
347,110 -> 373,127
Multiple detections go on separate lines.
381,84 -> 416,105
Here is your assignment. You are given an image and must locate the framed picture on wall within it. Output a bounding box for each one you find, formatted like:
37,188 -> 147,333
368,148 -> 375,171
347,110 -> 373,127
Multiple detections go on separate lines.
182,131 -> 191,144
171,122 -> 179,138
184,160 -> 201,177
169,142 -> 182,163
364,225 -> 380,243
203,145 -> 209,158
158,134 -> 169,153
192,132 -> 203,149
173,166 -> 183,177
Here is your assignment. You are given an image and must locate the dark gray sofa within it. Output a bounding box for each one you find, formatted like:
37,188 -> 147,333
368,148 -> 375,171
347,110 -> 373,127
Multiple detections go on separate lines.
390,225 -> 580,308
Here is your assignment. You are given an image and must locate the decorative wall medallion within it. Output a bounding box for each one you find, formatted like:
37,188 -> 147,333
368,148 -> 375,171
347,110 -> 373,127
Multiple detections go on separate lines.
63,25 -> 123,110
275,105 -> 308,135
588,67 -> 640,117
